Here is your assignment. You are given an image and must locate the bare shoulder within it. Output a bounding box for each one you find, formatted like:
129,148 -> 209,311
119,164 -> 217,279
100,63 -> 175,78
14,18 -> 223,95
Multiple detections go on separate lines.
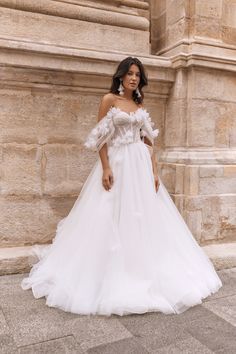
97,93 -> 116,121
100,93 -> 116,107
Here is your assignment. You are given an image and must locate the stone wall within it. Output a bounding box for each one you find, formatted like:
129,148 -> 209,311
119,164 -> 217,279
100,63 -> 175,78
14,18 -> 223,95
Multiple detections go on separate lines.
150,0 -> 236,54
0,0 -> 176,274
150,0 -> 236,246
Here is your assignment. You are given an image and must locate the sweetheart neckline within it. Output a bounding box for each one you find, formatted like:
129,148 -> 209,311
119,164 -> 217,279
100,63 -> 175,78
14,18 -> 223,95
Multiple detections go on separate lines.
109,106 -> 144,116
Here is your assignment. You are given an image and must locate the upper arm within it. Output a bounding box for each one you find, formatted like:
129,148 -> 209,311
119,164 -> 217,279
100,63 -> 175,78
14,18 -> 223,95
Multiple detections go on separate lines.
143,136 -> 153,146
97,93 -> 115,122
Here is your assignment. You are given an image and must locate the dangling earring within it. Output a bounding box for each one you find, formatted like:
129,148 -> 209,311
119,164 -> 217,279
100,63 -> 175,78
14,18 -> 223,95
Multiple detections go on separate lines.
135,87 -> 141,98
118,79 -> 124,96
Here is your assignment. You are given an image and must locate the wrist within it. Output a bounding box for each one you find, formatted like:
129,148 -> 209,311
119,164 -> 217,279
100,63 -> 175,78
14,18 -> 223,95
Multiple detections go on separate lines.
152,166 -> 158,175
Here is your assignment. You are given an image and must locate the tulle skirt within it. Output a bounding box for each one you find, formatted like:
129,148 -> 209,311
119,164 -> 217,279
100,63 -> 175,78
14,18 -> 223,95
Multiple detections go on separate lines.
21,141 -> 222,316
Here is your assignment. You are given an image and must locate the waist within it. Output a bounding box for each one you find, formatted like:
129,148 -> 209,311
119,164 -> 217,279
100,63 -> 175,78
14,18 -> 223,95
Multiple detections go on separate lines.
109,135 -> 142,148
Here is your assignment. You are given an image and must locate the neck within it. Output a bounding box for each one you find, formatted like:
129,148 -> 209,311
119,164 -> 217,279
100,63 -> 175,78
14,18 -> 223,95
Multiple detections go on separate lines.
122,89 -> 133,100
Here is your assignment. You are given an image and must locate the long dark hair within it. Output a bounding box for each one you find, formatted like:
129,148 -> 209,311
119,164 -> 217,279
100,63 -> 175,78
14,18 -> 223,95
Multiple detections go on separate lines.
110,57 -> 148,104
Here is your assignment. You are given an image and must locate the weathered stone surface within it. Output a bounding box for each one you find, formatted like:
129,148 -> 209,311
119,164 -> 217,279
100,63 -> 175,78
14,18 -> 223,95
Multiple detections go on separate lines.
0,196 -> 76,247
0,144 -> 42,196
175,164 -> 185,194
166,17 -> 189,46
199,177 -> 236,194
184,166 -> 199,195
0,87 -> 84,144
165,99 -> 187,147
0,245 -> 40,275
43,144 -> 93,196
185,210 -> 202,242
170,68 -> 188,100
17,335 -> 84,354
185,195 -> 236,244
193,68 -> 236,102
222,0 -> 236,27
188,100 -> 217,147
199,166 -> 224,178
195,0 -> 223,18
0,6 -> 149,54
224,165 -> 236,177
166,0 -> 186,26
159,163 -> 176,194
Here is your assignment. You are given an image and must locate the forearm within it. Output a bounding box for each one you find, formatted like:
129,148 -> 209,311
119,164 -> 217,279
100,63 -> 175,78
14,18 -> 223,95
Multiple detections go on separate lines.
151,148 -> 158,175
144,137 -> 158,174
98,143 -> 110,170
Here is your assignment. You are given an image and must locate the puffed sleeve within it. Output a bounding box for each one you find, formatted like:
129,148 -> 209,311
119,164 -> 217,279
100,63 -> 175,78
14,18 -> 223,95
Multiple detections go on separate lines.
140,109 -> 159,145
84,108 -> 115,152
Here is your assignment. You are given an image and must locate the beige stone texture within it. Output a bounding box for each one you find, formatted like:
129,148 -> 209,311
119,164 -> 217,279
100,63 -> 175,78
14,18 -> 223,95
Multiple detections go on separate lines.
0,2 -> 150,54
202,242 -> 236,270
185,195 -> 236,244
185,210 -> 202,242
0,196 -> 76,247
44,144 -> 92,196
0,144 -> 41,196
195,0 -> 223,18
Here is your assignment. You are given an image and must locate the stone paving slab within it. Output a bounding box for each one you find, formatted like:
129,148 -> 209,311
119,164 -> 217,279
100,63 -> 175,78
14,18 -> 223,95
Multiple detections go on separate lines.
17,336 -> 83,354
0,268 -> 236,354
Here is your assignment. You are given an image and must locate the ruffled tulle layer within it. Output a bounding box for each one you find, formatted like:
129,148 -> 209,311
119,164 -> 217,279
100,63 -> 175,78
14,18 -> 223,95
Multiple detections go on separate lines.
21,141 -> 222,316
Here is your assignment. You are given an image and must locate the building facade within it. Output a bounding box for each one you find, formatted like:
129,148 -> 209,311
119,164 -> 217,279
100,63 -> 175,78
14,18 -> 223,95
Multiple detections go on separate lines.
0,0 -> 235,274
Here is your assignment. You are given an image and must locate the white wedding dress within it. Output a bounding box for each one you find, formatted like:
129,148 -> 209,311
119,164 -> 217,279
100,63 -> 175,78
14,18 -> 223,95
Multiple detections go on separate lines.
21,106 -> 222,316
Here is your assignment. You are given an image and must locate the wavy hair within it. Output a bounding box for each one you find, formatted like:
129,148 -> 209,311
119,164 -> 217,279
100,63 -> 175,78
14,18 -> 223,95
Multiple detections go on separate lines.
110,57 -> 148,104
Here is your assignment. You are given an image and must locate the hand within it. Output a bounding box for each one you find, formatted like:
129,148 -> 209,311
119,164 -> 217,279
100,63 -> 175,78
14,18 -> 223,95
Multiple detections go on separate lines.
102,167 -> 114,191
154,173 -> 160,192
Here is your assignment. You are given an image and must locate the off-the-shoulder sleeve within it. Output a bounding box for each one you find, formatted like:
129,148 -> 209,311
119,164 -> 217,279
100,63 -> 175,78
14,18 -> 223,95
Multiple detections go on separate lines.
140,110 -> 159,145
84,108 -> 115,152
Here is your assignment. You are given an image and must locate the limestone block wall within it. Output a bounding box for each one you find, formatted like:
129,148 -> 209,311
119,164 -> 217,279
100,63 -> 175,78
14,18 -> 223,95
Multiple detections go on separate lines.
150,0 -> 236,54
0,0 -> 175,274
0,60 -> 173,251
150,0 -> 236,246
0,0 -> 150,54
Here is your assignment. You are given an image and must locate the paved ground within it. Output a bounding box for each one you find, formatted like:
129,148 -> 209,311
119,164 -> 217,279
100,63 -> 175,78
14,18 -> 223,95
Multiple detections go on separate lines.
0,268 -> 236,354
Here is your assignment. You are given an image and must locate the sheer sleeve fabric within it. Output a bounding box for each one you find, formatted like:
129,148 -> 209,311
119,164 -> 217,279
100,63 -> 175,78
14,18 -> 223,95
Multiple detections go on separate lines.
84,108 -> 115,152
140,110 -> 159,145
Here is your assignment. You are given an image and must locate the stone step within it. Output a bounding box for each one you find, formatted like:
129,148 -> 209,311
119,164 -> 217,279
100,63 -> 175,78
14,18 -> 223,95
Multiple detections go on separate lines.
0,243 -> 236,276
202,242 -> 236,270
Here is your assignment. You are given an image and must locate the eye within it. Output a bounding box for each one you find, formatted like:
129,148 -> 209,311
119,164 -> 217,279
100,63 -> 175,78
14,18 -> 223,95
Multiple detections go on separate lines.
127,71 -> 140,77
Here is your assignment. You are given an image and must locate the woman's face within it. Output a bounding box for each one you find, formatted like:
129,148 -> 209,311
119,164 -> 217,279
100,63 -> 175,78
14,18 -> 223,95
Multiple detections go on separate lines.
122,64 -> 140,92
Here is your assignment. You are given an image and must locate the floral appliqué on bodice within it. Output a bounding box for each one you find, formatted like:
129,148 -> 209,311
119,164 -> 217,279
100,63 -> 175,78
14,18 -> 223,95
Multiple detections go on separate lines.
84,106 -> 159,152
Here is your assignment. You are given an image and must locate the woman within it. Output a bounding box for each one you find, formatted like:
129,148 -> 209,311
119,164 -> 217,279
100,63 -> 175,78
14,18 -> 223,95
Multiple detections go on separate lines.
21,57 -> 222,316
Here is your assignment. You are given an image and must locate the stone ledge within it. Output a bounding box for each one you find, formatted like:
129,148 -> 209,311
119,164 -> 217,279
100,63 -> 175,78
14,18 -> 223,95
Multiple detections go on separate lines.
157,38 -> 236,57
0,38 -> 173,74
0,0 -> 149,31
159,149 -> 236,165
0,41 -> 175,98
171,53 -> 236,73
0,245 -> 39,275
1,242 -> 236,275
203,242 -> 236,270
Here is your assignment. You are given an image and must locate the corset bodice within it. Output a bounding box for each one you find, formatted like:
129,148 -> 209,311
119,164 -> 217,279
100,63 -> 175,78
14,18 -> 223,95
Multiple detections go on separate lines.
109,107 -> 143,148
84,106 -> 159,152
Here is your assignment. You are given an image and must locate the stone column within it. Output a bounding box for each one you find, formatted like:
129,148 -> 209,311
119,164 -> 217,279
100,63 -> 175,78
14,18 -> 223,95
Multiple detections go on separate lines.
150,0 -> 236,247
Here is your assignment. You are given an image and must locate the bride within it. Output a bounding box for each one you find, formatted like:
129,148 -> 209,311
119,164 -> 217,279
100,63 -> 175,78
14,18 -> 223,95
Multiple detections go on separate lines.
21,56 -> 222,316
